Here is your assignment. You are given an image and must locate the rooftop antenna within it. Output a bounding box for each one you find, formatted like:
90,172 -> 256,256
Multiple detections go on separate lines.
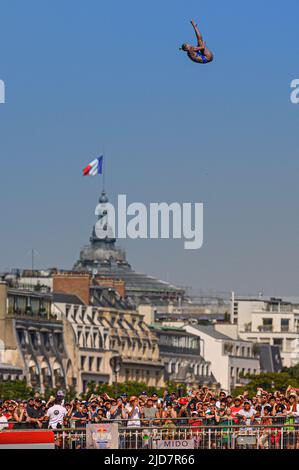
26,249 -> 39,272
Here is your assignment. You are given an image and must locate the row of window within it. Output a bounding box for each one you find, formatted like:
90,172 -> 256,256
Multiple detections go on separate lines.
80,355 -> 102,372
250,337 -> 295,350
167,362 -> 210,377
110,337 -> 156,354
17,329 -> 64,353
231,366 -> 257,379
259,318 -> 299,332
77,329 -> 106,349
124,369 -> 161,383
225,344 -> 252,357
159,334 -> 200,350
8,295 -> 50,316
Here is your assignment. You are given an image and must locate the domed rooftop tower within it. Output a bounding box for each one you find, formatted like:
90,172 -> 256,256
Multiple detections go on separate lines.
73,190 -> 184,304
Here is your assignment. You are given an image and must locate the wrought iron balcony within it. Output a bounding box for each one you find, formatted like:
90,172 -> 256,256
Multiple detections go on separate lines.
7,307 -> 59,322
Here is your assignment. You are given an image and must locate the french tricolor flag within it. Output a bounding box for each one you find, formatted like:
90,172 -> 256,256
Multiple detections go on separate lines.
83,156 -> 103,176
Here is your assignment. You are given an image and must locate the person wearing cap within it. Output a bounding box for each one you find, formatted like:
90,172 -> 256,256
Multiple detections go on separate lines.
56,390 -> 65,406
103,401 -> 112,419
3,402 -> 18,429
204,402 -> 218,429
142,397 -> 157,426
26,398 -> 45,429
150,393 -> 159,408
94,407 -> 106,423
70,402 -> 88,429
236,401 -> 256,428
177,398 -> 188,425
120,393 -> 130,411
87,400 -> 98,421
139,396 -> 147,410
127,397 -> 141,428
110,397 -> 127,421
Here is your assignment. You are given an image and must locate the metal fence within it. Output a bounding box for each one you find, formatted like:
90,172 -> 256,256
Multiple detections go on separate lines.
116,424 -> 299,450
50,423 -> 299,449
3,418 -> 299,449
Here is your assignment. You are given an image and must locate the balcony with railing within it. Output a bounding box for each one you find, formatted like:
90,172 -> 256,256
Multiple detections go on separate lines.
245,324 -> 299,334
7,306 -> 59,322
159,343 -> 201,356
7,280 -> 51,294
257,325 -> 273,332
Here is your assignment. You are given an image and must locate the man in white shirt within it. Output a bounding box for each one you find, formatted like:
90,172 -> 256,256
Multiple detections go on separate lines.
46,398 -> 67,429
237,401 -> 256,429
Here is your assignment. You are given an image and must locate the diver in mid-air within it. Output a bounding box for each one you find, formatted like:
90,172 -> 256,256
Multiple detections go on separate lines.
180,20 -> 214,64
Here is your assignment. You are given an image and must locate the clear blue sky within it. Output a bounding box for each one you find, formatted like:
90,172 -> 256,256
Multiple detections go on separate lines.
0,0 -> 299,296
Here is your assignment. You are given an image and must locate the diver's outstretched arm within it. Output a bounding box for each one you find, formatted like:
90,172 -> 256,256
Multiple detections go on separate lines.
191,19 -> 204,47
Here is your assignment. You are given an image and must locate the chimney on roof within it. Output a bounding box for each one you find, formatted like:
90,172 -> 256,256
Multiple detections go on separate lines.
53,273 -> 91,305
95,276 -> 125,298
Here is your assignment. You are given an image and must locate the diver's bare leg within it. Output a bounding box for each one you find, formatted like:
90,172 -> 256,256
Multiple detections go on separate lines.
202,44 -> 213,60
191,20 -> 204,48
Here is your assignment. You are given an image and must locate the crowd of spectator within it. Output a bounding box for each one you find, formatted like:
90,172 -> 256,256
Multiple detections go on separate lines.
1,385 -> 299,436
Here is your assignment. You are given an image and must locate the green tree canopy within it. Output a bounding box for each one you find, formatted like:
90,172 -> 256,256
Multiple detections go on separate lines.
232,371 -> 299,396
0,379 -> 34,400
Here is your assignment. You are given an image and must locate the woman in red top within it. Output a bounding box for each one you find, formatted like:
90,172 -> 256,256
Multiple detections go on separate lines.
189,411 -> 204,448
230,398 -> 243,423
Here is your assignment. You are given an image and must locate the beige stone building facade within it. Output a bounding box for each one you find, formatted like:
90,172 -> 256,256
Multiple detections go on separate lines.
0,281 -> 74,391
0,274 -> 165,394
52,273 -> 164,392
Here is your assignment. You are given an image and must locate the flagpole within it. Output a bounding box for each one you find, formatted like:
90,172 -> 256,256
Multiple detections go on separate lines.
102,145 -> 106,193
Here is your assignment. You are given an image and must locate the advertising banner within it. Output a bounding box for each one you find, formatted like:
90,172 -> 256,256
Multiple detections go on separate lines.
155,439 -> 195,449
86,423 -> 119,449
